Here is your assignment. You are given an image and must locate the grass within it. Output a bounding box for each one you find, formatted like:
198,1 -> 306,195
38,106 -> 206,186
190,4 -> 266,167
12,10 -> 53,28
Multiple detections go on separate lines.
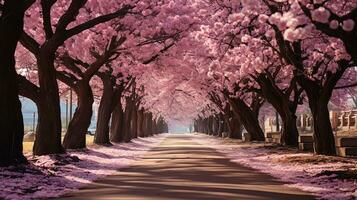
23,134 -> 95,153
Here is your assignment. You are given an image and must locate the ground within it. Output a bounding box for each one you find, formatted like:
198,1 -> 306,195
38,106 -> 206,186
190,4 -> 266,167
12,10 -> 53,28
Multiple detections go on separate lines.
2,133 -> 357,200
56,134 -> 314,200
23,135 -> 95,153
194,133 -> 357,199
0,135 -> 166,200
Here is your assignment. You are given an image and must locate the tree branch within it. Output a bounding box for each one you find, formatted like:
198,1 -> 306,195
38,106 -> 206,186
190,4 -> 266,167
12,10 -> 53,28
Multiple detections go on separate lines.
142,42 -> 175,64
335,82 -> 357,89
56,0 -> 87,33
40,0 -> 55,39
20,31 -> 40,56
64,5 -> 133,40
60,54 -> 85,77
56,70 -> 78,89
17,74 -> 40,104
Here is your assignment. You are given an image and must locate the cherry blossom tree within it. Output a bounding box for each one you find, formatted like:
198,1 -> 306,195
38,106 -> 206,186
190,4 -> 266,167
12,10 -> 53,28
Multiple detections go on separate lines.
297,0 -> 356,64
260,0 -> 354,155
195,0 -> 355,154
0,0 -> 34,166
19,0 -> 135,155
58,33 -> 126,149
2,0 -> 355,160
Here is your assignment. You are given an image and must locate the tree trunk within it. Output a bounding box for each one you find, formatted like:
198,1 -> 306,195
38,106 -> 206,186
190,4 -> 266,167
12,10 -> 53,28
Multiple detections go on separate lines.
217,113 -> 224,137
152,119 -> 156,135
147,113 -> 153,136
229,116 -> 243,139
228,98 -> 265,141
310,98 -> 336,155
203,118 -> 208,134
131,105 -> 138,138
212,116 -> 218,136
280,112 -> 299,146
257,75 -> 299,146
109,100 -> 124,142
0,0 -> 28,165
142,112 -> 148,136
199,119 -> 204,133
33,44 -> 64,155
153,118 -> 159,134
222,105 -> 242,139
63,81 -> 93,149
121,102 -> 133,142
156,118 -> 164,133
94,77 -> 114,145
137,109 -> 144,137
294,63 -> 347,155
265,101 -> 299,146
207,117 -> 213,135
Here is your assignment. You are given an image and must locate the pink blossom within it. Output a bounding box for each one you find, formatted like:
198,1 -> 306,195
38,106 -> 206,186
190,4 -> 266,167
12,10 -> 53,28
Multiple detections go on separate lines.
269,12 -> 282,26
283,28 -> 304,42
258,14 -> 269,23
311,7 -> 331,23
342,19 -> 355,31
329,20 -> 339,29
241,35 -> 251,43
142,9 -> 152,16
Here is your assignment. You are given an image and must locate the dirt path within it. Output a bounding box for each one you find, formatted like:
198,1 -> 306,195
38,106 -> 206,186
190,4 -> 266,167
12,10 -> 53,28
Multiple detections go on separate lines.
56,134 -> 315,200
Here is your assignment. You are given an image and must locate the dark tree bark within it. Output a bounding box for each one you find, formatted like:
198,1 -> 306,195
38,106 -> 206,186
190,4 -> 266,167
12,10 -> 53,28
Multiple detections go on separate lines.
194,120 -> 199,132
262,1 -> 345,155
95,75 -> 124,145
95,75 -> 116,145
207,116 -> 214,135
222,105 -> 243,139
32,45 -> 65,155
295,61 -> 349,155
257,74 -> 300,147
18,75 -> 40,105
227,96 -> 265,141
217,113 -> 225,137
137,109 -> 145,137
199,118 -> 206,134
156,117 -> 165,133
152,118 -> 157,135
146,112 -> 153,136
110,100 -> 124,143
19,1 -> 132,155
0,0 -> 32,165
131,104 -> 138,139
203,118 -> 209,134
59,36 -> 127,149
63,81 -> 93,149
208,92 -> 243,138
310,99 -> 335,155
228,115 -> 243,139
212,117 -> 217,136
211,116 -> 218,136
121,98 -> 134,142
142,112 -> 148,136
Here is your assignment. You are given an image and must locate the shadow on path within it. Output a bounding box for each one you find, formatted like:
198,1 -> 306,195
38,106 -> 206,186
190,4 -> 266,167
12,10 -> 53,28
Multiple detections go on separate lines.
55,134 -> 315,200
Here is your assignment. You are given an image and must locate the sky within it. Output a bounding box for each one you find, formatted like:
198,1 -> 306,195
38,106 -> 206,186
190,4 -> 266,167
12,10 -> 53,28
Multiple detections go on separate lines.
20,97 -> 98,129
168,123 -> 192,133
21,96 -> 196,133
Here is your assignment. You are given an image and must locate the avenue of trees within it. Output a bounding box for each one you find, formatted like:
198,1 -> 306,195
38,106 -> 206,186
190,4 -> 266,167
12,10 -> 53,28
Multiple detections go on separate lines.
0,0 -> 356,166
192,0 -> 356,155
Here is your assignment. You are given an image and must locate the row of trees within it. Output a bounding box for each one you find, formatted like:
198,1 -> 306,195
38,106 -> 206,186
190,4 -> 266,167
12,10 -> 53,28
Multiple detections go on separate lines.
189,0 -> 356,155
0,0 -> 356,167
0,0 -> 197,166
